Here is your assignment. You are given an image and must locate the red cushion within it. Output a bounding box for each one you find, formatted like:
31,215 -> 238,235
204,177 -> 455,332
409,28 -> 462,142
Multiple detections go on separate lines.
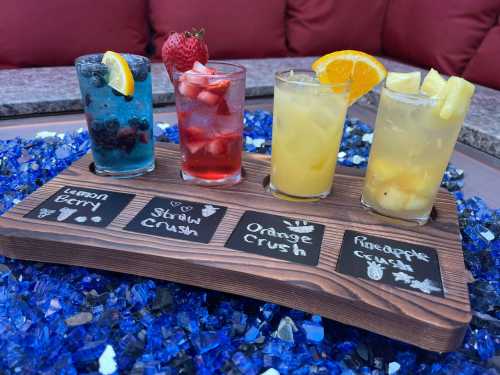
463,20 -> 500,90
286,0 -> 389,56
383,0 -> 499,76
0,0 -> 148,68
149,0 -> 288,60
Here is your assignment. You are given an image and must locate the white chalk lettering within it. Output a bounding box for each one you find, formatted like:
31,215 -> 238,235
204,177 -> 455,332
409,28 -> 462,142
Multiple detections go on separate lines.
353,235 -> 429,263
353,249 -> 414,272
150,208 -> 201,225
245,222 -> 310,245
140,218 -> 198,236
243,234 -> 291,253
63,188 -> 108,201
54,195 -> 101,212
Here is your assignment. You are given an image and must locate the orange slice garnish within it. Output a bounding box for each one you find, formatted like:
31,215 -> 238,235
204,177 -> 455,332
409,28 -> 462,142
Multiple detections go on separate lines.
312,50 -> 387,105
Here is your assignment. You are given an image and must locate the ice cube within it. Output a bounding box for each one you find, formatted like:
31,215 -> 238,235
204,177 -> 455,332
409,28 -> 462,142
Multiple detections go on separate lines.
215,113 -> 243,135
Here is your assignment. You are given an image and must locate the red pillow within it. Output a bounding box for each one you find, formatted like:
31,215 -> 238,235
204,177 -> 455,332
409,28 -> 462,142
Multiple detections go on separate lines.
149,0 -> 288,60
383,0 -> 499,76
0,0 -> 148,68
463,21 -> 500,90
286,0 -> 389,56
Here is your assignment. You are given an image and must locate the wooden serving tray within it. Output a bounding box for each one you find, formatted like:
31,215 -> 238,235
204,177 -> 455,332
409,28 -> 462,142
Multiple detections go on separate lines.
0,143 -> 470,352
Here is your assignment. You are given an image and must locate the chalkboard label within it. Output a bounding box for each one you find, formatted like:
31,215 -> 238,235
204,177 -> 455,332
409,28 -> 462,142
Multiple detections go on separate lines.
124,197 -> 226,244
336,230 -> 444,297
225,211 -> 324,266
25,186 -> 134,228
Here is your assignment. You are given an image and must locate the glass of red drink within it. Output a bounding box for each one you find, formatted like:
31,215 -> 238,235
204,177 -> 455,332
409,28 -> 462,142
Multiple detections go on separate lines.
173,62 -> 246,186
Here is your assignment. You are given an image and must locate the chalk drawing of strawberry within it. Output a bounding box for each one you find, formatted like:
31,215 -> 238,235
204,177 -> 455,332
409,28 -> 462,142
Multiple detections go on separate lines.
283,220 -> 315,234
201,204 -> 219,218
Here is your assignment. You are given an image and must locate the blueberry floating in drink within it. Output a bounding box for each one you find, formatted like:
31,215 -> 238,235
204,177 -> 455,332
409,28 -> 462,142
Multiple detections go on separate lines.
75,51 -> 155,178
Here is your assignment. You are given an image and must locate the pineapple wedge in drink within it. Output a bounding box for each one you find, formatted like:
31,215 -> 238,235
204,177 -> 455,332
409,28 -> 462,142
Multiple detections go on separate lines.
386,71 -> 421,94
362,68 -> 475,224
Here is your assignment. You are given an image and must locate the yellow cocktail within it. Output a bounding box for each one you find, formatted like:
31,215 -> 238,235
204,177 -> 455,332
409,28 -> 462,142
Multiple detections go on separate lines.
270,70 -> 350,200
362,70 -> 475,224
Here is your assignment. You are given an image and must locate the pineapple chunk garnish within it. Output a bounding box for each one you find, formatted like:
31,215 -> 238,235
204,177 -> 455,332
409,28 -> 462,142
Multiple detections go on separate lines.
386,72 -> 421,94
421,68 -> 446,97
438,77 -> 475,120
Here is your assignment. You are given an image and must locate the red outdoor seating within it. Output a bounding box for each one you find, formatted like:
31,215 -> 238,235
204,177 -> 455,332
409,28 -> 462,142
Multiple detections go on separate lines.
1,0 -> 499,89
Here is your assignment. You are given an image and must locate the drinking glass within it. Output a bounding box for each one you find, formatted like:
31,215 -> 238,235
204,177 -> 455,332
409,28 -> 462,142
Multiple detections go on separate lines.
75,53 -> 155,177
270,70 -> 350,201
361,87 -> 471,224
173,62 -> 246,186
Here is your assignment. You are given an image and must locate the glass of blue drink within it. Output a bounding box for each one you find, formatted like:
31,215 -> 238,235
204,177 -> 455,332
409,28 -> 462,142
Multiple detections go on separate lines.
75,53 -> 155,177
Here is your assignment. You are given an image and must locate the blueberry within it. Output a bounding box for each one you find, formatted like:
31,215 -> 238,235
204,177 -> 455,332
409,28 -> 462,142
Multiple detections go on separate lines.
80,66 -> 93,78
90,120 -> 106,133
112,88 -> 124,97
89,119 -> 120,149
138,119 -> 150,131
111,88 -> 134,102
117,127 -> 138,153
90,73 -> 106,88
131,64 -> 149,82
128,117 -> 140,129
104,118 -> 120,134
128,117 -> 149,131
84,94 -> 92,107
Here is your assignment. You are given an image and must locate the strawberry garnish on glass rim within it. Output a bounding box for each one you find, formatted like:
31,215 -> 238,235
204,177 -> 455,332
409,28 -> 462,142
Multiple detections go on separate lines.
161,28 -> 209,81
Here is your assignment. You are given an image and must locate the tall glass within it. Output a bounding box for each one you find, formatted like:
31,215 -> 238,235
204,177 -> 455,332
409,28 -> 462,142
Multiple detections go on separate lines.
270,70 -> 350,201
75,54 -> 155,178
173,62 -> 246,186
361,87 -> 470,224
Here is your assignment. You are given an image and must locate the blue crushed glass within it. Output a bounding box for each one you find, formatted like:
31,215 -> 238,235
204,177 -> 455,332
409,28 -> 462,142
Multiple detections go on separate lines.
0,110 -> 498,373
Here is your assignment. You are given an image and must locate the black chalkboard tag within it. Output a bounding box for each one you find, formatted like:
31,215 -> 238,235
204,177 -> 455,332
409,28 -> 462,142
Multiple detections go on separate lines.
124,197 -> 226,244
225,211 -> 324,266
336,230 -> 444,297
25,186 -> 134,228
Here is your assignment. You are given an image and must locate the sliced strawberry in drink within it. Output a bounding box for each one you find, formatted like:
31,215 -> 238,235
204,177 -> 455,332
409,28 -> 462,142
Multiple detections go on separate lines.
193,61 -> 216,75
177,111 -> 188,124
184,126 -> 206,142
206,79 -> 231,95
207,138 -> 227,155
216,98 -> 231,115
185,140 -> 207,154
183,126 -> 208,154
178,81 -> 201,99
184,70 -> 209,86
197,90 -> 220,106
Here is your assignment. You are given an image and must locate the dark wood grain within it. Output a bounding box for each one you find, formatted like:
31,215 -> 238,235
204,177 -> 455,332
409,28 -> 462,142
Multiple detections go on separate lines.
0,143 -> 470,352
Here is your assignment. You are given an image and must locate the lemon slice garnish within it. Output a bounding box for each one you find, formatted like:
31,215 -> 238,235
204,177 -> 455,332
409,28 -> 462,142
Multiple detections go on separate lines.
101,51 -> 134,96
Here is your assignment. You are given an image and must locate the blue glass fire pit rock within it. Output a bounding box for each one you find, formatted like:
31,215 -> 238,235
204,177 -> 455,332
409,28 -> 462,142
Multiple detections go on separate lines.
0,111 -> 498,374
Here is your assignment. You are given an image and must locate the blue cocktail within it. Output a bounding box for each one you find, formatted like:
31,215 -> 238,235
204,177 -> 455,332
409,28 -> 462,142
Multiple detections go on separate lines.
75,53 -> 155,177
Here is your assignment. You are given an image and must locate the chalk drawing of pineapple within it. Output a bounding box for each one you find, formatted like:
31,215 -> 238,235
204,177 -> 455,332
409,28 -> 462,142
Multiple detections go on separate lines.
283,220 -> 315,234
367,261 -> 385,281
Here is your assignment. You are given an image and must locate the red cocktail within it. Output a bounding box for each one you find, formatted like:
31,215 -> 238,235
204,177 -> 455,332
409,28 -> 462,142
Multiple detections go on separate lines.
174,62 -> 246,185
